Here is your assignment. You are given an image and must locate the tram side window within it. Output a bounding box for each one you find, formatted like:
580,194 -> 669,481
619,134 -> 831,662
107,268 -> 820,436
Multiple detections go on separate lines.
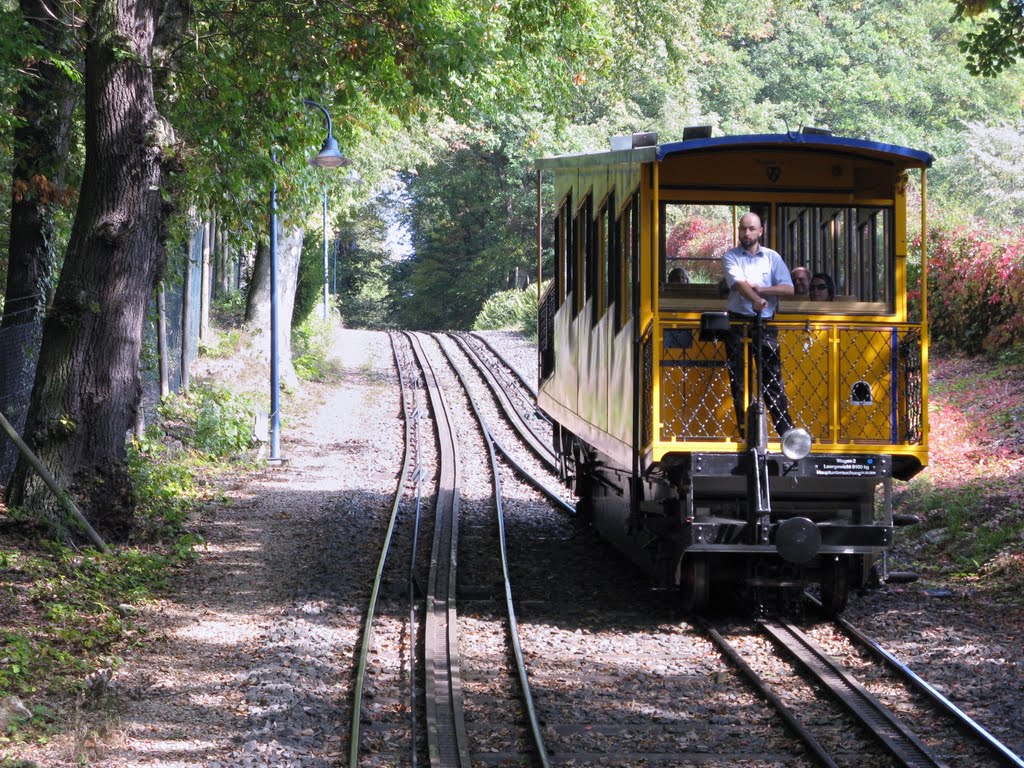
614,193 -> 637,331
576,193 -> 593,317
554,200 -> 566,303
660,203 -> 755,291
779,205 -> 893,305
603,192 -> 616,325
590,197 -> 610,326
561,193 -> 574,305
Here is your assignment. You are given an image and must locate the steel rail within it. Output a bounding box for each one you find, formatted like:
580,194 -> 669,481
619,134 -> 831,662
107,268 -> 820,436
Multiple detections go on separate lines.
448,333 -> 558,470
760,618 -> 949,768
445,334 -> 572,514
433,333 -> 552,767
491,440 -> 575,516
822,601 -> 1024,768
468,330 -> 540,400
700,620 -> 839,768
407,332 -> 472,767
348,333 -> 420,766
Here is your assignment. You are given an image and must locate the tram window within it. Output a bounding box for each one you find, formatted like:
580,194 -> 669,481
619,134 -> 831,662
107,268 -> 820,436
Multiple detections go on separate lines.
659,202 -> 758,289
592,197 -> 610,326
615,192 -> 638,331
578,193 -> 593,317
563,193 -> 575,304
779,205 -> 893,305
554,198 -> 568,303
604,193 -> 617,324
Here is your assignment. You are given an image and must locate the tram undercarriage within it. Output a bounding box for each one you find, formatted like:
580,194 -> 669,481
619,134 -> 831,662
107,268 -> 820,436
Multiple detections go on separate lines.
567,440 -> 899,615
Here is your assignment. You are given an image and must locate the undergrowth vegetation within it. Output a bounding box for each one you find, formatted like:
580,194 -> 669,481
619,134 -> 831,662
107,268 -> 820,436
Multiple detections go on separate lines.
893,355 -> 1024,591
911,223 -> 1024,355
293,315 -> 342,382
0,379 -> 261,742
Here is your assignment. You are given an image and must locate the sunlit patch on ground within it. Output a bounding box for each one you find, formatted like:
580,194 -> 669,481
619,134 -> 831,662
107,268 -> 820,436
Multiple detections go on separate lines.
895,352 -> 1024,590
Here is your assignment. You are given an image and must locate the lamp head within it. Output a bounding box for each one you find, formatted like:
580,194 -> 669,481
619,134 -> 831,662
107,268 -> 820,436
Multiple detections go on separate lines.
308,135 -> 350,168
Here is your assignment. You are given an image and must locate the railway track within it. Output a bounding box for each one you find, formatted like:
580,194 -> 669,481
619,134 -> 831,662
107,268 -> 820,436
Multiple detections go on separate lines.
347,332 -> 432,765
346,330 -> 1022,767
349,332 -> 551,766
705,611 -> 1024,767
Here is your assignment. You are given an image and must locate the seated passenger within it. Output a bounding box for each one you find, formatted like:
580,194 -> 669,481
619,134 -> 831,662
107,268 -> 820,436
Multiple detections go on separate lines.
791,265 -> 810,296
810,272 -> 835,301
667,267 -> 690,285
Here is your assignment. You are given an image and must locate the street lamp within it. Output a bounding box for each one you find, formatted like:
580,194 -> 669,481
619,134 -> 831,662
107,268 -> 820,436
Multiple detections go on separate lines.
304,99 -> 350,322
303,99 -> 350,169
268,99 -> 349,464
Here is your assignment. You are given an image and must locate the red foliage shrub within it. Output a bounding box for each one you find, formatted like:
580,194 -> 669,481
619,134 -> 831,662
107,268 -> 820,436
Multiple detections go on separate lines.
918,224 -> 1024,353
665,217 -> 732,261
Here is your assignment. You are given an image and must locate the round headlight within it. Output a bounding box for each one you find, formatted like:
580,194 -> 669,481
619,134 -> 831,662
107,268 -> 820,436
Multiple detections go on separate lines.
781,427 -> 813,460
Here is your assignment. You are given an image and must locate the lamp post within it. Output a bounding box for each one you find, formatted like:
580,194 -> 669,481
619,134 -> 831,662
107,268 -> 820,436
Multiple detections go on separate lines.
269,155 -> 282,462
268,99 -> 349,463
321,184 -> 329,320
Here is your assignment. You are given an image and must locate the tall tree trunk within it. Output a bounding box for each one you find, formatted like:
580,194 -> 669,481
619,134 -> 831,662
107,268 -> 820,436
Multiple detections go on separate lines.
5,0 -> 175,539
2,0 -> 78,329
0,0 -> 80,486
244,226 -> 303,389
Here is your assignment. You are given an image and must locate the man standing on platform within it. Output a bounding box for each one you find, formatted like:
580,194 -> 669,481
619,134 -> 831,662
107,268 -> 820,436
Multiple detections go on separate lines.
723,211 -> 795,437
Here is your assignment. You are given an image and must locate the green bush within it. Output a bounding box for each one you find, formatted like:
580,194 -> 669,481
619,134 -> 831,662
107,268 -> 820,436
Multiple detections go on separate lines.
472,286 -> 540,338
127,436 -> 201,538
292,315 -> 339,382
295,229 -> 330,325
158,384 -> 257,458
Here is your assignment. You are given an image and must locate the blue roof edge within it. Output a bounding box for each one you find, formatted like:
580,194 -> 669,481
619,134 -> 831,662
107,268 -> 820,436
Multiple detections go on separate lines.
655,132 -> 933,168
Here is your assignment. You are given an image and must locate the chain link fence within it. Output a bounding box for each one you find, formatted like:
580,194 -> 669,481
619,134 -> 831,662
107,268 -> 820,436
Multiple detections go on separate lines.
656,320 -> 925,446
1,227 -> 205,490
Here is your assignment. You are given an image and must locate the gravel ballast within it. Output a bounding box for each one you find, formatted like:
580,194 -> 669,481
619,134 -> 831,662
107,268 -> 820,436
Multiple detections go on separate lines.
2,327 -> 1021,766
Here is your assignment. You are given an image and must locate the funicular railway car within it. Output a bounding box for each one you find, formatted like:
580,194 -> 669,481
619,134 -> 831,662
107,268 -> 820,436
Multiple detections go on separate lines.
535,129 -> 932,614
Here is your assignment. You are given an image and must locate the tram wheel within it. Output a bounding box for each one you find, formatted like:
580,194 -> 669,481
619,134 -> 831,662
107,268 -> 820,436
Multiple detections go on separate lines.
679,554 -> 710,614
819,557 -> 849,616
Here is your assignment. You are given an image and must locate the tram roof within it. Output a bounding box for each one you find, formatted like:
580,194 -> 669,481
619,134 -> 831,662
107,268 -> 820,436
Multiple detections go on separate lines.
535,132 -> 933,171
656,132 -> 933,168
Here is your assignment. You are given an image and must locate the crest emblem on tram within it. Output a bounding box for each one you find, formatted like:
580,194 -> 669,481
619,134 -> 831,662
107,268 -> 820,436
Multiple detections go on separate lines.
766,166 -> 781,182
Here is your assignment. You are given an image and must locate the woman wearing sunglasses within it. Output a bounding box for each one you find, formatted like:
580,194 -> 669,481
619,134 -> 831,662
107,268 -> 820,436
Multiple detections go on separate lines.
810,272 -> 835,301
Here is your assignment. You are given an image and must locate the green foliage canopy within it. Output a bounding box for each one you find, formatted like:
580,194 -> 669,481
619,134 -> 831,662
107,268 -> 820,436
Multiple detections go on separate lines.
160,0 -> 609,251
952,0 -> 1024,75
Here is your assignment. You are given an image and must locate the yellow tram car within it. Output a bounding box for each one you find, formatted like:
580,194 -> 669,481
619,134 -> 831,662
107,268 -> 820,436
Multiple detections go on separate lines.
535,129 -> 931,613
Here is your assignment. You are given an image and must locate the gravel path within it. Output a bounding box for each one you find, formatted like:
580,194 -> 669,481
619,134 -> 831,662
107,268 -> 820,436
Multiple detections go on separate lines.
4,327 -> 1021,766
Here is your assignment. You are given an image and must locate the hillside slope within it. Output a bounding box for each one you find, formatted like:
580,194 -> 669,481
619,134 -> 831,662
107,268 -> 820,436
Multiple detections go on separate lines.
893,351 -> 1024,591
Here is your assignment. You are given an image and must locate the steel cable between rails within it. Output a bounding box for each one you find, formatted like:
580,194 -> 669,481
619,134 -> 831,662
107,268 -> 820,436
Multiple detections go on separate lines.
432,334 -> 551,768
407,362 -> 426,768
348,332 -> 420,767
